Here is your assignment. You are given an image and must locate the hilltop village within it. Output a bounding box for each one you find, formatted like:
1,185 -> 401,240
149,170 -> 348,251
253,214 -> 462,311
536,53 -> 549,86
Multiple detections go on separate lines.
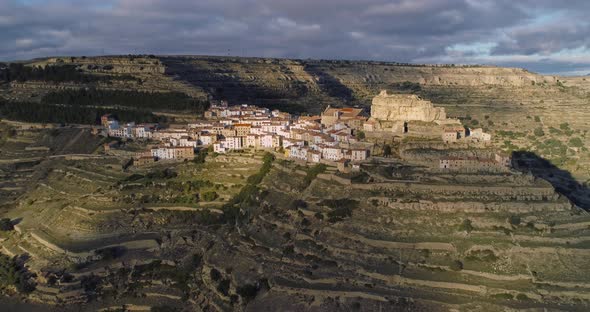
99,90 -> 508,172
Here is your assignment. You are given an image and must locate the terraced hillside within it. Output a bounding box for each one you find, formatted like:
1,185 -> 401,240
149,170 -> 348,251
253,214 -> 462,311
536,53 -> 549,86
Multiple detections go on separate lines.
0,124 -> 589,311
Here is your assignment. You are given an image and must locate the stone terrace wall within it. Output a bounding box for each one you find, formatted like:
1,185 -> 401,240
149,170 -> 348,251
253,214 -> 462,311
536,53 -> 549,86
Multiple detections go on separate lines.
370,197 -> 571,213
354,181 -> 557,200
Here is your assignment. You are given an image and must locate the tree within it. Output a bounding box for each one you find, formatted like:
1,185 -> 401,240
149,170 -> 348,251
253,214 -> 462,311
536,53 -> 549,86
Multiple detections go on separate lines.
356,130 -> 365,140
458,219 -> 474,233
383,145 -> 392,157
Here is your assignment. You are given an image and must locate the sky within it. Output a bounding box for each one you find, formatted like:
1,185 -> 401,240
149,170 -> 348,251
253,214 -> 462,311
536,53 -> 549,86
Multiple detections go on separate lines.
1,0 -> 590,76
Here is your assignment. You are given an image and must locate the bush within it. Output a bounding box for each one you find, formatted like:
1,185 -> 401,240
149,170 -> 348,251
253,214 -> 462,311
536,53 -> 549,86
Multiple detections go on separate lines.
301,218 -> 311,227
314,212 -> 324,220
217,279 -> 231,296
569,137 -> 584,148
559,122 -> 570,130
356,130 -> 365,140
458,219 -> 474,233
492,293 -> 514,300
516,293 -> 530,301
200,191 -> 218,202
0,254 -> 34,293
289,199 -> 308,210
319,199 -> 359,222
383,145 -> 392,157
534,116 -> 541,122
450,260 -> 463,271
192,149 -> 208,164
0,218 -> 13,231
94,246 -> 126,261
533,127 -> 545,137
236,283 -> 259,303
210,268 -> 221,281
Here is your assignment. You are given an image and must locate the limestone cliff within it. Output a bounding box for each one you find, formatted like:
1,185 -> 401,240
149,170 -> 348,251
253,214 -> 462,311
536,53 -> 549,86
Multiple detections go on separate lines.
370,90 -> 446,122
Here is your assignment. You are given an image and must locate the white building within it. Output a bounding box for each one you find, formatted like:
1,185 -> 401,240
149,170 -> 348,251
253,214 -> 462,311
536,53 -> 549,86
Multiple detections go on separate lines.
321,146 -> 344,161
469,128 -> 492,142
289,146 -> 308,161
214,136 -> 244,153
245,134 -> 260,148
349,149 -> 369,161
199,133 -> 217,146
260,134 -> 281,148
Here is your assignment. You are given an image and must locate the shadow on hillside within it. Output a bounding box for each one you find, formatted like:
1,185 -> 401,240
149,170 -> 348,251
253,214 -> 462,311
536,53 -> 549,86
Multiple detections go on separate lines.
302,63 -> 353,103
512,151 -> 590,210
160,56 -> 310,114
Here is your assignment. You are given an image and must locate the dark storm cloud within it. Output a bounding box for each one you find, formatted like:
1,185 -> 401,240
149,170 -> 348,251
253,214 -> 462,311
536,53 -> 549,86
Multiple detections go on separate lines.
1,0 -> 588,75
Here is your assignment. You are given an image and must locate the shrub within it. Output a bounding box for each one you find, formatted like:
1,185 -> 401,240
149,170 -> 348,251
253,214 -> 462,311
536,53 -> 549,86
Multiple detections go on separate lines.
236,283 -> 259,303
290,199 -> 308,210
559,122 -> 570,130
210,268 -> 221,281
492,293 -> 514,300
356,130 -> 365,140
200,191 -> 218,202
516,293 -> 530,301
0,218 -> 13,231
569,137 -> 584,148
450,260 -> 463,271
534,116 -> 541,122
192,149 -> 208,164
458,219 -> 474,233
319,199 -> 359,223
94,246 -> 126,261
301,218 -> 311,227
383,145 -> 392,157
533,127 -> 545,137
0,254 -> 34,293
217,279 -> 231,296
80,274 -> 101,292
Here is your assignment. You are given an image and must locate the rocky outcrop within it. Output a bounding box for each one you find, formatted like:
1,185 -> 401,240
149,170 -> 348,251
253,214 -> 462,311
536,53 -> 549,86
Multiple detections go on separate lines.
370,90 -> 446,122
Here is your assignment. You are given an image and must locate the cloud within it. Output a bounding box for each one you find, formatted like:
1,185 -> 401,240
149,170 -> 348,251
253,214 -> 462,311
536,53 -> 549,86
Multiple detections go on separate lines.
0,0 -> 589,75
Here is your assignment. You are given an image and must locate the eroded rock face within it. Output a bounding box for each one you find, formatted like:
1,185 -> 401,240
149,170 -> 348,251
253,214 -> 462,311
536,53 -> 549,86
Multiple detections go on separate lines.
371,90 -> 446,122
